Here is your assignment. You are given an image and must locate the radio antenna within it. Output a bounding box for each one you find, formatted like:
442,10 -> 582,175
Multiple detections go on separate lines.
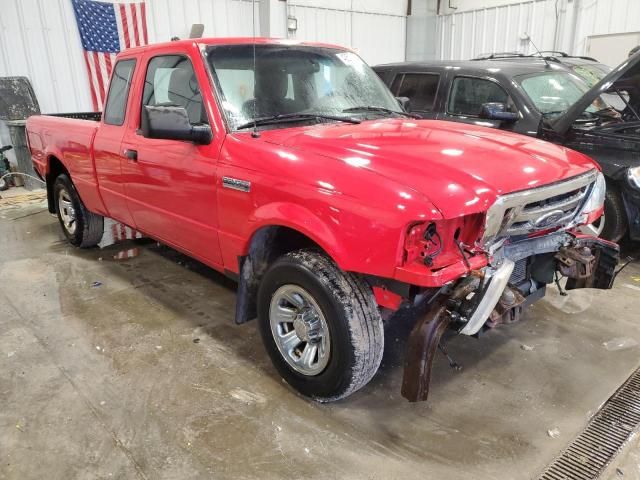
526,33 -> 551,68
251,0 -> 260,138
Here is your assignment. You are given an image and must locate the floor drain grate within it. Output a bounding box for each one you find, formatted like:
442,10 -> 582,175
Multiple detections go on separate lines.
538,367 -> 640,480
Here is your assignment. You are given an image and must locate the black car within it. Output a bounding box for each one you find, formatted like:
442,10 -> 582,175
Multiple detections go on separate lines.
374,56 -> 640,242
472,51 -> 612,87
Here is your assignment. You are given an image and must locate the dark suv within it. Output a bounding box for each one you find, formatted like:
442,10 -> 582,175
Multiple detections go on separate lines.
472,52 -> 612,87
374,56 -> 640,242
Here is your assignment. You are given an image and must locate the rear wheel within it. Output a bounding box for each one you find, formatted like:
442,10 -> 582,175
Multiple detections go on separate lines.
53,174 -> 104,247
0,177 -> 8,191
257,250 -> 384,402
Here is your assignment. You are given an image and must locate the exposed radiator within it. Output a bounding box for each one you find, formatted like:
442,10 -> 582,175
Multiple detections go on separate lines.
509,257 -> 528,285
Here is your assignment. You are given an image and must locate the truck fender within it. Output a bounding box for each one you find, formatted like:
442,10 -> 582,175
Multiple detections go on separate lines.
234,203 -> 349,324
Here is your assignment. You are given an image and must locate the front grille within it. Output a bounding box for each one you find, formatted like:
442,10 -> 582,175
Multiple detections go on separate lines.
507,185 -> 589,236
483,170 -> 597,243
537,367 -> 640,480
509,257 -> 528,285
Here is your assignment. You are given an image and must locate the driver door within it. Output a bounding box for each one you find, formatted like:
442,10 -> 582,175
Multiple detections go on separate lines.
121,51 -> 224,267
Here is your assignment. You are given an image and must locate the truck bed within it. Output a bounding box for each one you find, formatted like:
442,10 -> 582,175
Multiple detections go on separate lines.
26,113 -> 104,214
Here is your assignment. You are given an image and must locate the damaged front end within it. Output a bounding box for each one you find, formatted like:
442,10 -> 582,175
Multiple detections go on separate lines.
398,171 -> 620,403
401,233 -> 619,402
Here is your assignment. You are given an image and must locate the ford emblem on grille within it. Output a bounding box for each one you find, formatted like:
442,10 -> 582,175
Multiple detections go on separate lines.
533,209 -> 565,229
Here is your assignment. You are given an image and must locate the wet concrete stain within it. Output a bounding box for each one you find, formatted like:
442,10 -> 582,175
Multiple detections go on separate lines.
1,203 -> 640,479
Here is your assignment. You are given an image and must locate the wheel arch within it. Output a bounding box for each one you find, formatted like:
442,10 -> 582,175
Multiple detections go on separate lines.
46,155 -> 70,213
234,217 -> 348,325
245,202 -> 349,262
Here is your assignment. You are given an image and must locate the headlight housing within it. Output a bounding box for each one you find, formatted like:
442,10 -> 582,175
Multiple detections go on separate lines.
576,171 -> 606,227
581,171 -> 606,215
403,214 -> 484,268
627,166 -> 640,190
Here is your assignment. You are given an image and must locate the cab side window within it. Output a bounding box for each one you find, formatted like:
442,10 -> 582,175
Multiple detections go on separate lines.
142,55 -> 208,125
104,59 -> 136,126
448,77 -> 514,116
391,73 -> 440,112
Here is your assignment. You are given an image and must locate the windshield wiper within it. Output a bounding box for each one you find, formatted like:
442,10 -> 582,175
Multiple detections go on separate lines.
236,113 -> 361,130
342,106 -> 421,119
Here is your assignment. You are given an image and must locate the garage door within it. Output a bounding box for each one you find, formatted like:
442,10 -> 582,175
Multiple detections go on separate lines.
587,31 -> 640,67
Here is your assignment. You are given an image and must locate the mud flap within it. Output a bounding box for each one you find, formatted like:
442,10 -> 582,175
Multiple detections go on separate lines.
401,298 -> 451,402
235,228 -> 280,324
562,237 -> 620,290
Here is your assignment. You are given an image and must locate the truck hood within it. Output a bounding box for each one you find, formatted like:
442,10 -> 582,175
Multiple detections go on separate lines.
259,119 -> 595,218
552,52 -> 640,135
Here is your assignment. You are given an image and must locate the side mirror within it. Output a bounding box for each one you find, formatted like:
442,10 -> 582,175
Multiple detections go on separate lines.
141,105 -> 212,145
0,145 -> 13,154
396,96 -> 411,112
479,102 -> 519,123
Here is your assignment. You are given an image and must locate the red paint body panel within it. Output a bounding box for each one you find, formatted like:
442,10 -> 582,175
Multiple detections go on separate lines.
372,286 -> 404,311
93,123 -> 135,224
26,115 -> 109,217
25,37 -> 603,291
118,44 -> 227,267
258,120 -> 597,218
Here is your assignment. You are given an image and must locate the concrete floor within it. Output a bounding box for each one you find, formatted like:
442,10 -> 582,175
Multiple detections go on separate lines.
2,194 -> 640,480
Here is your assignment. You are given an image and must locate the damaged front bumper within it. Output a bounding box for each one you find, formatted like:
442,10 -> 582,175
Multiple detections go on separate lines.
457,259 -> 515,336
401,232 -> 620,402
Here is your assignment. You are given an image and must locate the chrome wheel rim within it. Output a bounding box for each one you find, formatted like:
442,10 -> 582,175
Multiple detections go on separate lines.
58,188 -> 77,234
269,285 -> 330,376
579,214 -> 605,237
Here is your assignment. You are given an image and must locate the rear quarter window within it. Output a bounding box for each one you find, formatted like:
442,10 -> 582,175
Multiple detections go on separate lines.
103,59 -> 136,126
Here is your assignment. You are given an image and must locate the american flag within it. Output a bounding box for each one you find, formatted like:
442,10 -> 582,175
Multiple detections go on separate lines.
71,0 -> 148,111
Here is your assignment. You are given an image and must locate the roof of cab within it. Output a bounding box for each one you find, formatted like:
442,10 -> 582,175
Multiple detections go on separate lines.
121,37 -> 351,55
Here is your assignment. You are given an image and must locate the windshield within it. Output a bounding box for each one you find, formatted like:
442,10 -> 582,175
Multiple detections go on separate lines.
572,64 -> 611,87
206,44 -> 402,130
517,71 -> 611,117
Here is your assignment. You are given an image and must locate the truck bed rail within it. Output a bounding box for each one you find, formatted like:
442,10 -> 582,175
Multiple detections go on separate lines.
46,112 -> 101,121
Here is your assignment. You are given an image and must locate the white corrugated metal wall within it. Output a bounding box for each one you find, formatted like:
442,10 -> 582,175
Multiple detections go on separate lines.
0,0 -> 407,114
435,0 -> 640,61
3,0 -> 639,113
286,0 -> 407,65
0,0 -> 259,113
572,0 -> 640,56
436,0 -> 570,60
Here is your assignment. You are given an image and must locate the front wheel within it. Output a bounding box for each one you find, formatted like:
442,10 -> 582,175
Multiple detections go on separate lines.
257,250 -> 384,402
54,174 -> 104,248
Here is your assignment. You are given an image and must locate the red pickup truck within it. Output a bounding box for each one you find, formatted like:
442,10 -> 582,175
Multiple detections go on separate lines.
27,38 -> 619,403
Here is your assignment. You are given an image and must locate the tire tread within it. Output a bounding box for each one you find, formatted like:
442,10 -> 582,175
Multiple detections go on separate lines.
282,250 -> 384,402
54,174 -> 103,248
602,185 -> 627,243
79,208 -> 104,248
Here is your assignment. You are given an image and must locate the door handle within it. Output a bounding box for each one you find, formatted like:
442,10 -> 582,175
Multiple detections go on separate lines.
124,149 -> 138,161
